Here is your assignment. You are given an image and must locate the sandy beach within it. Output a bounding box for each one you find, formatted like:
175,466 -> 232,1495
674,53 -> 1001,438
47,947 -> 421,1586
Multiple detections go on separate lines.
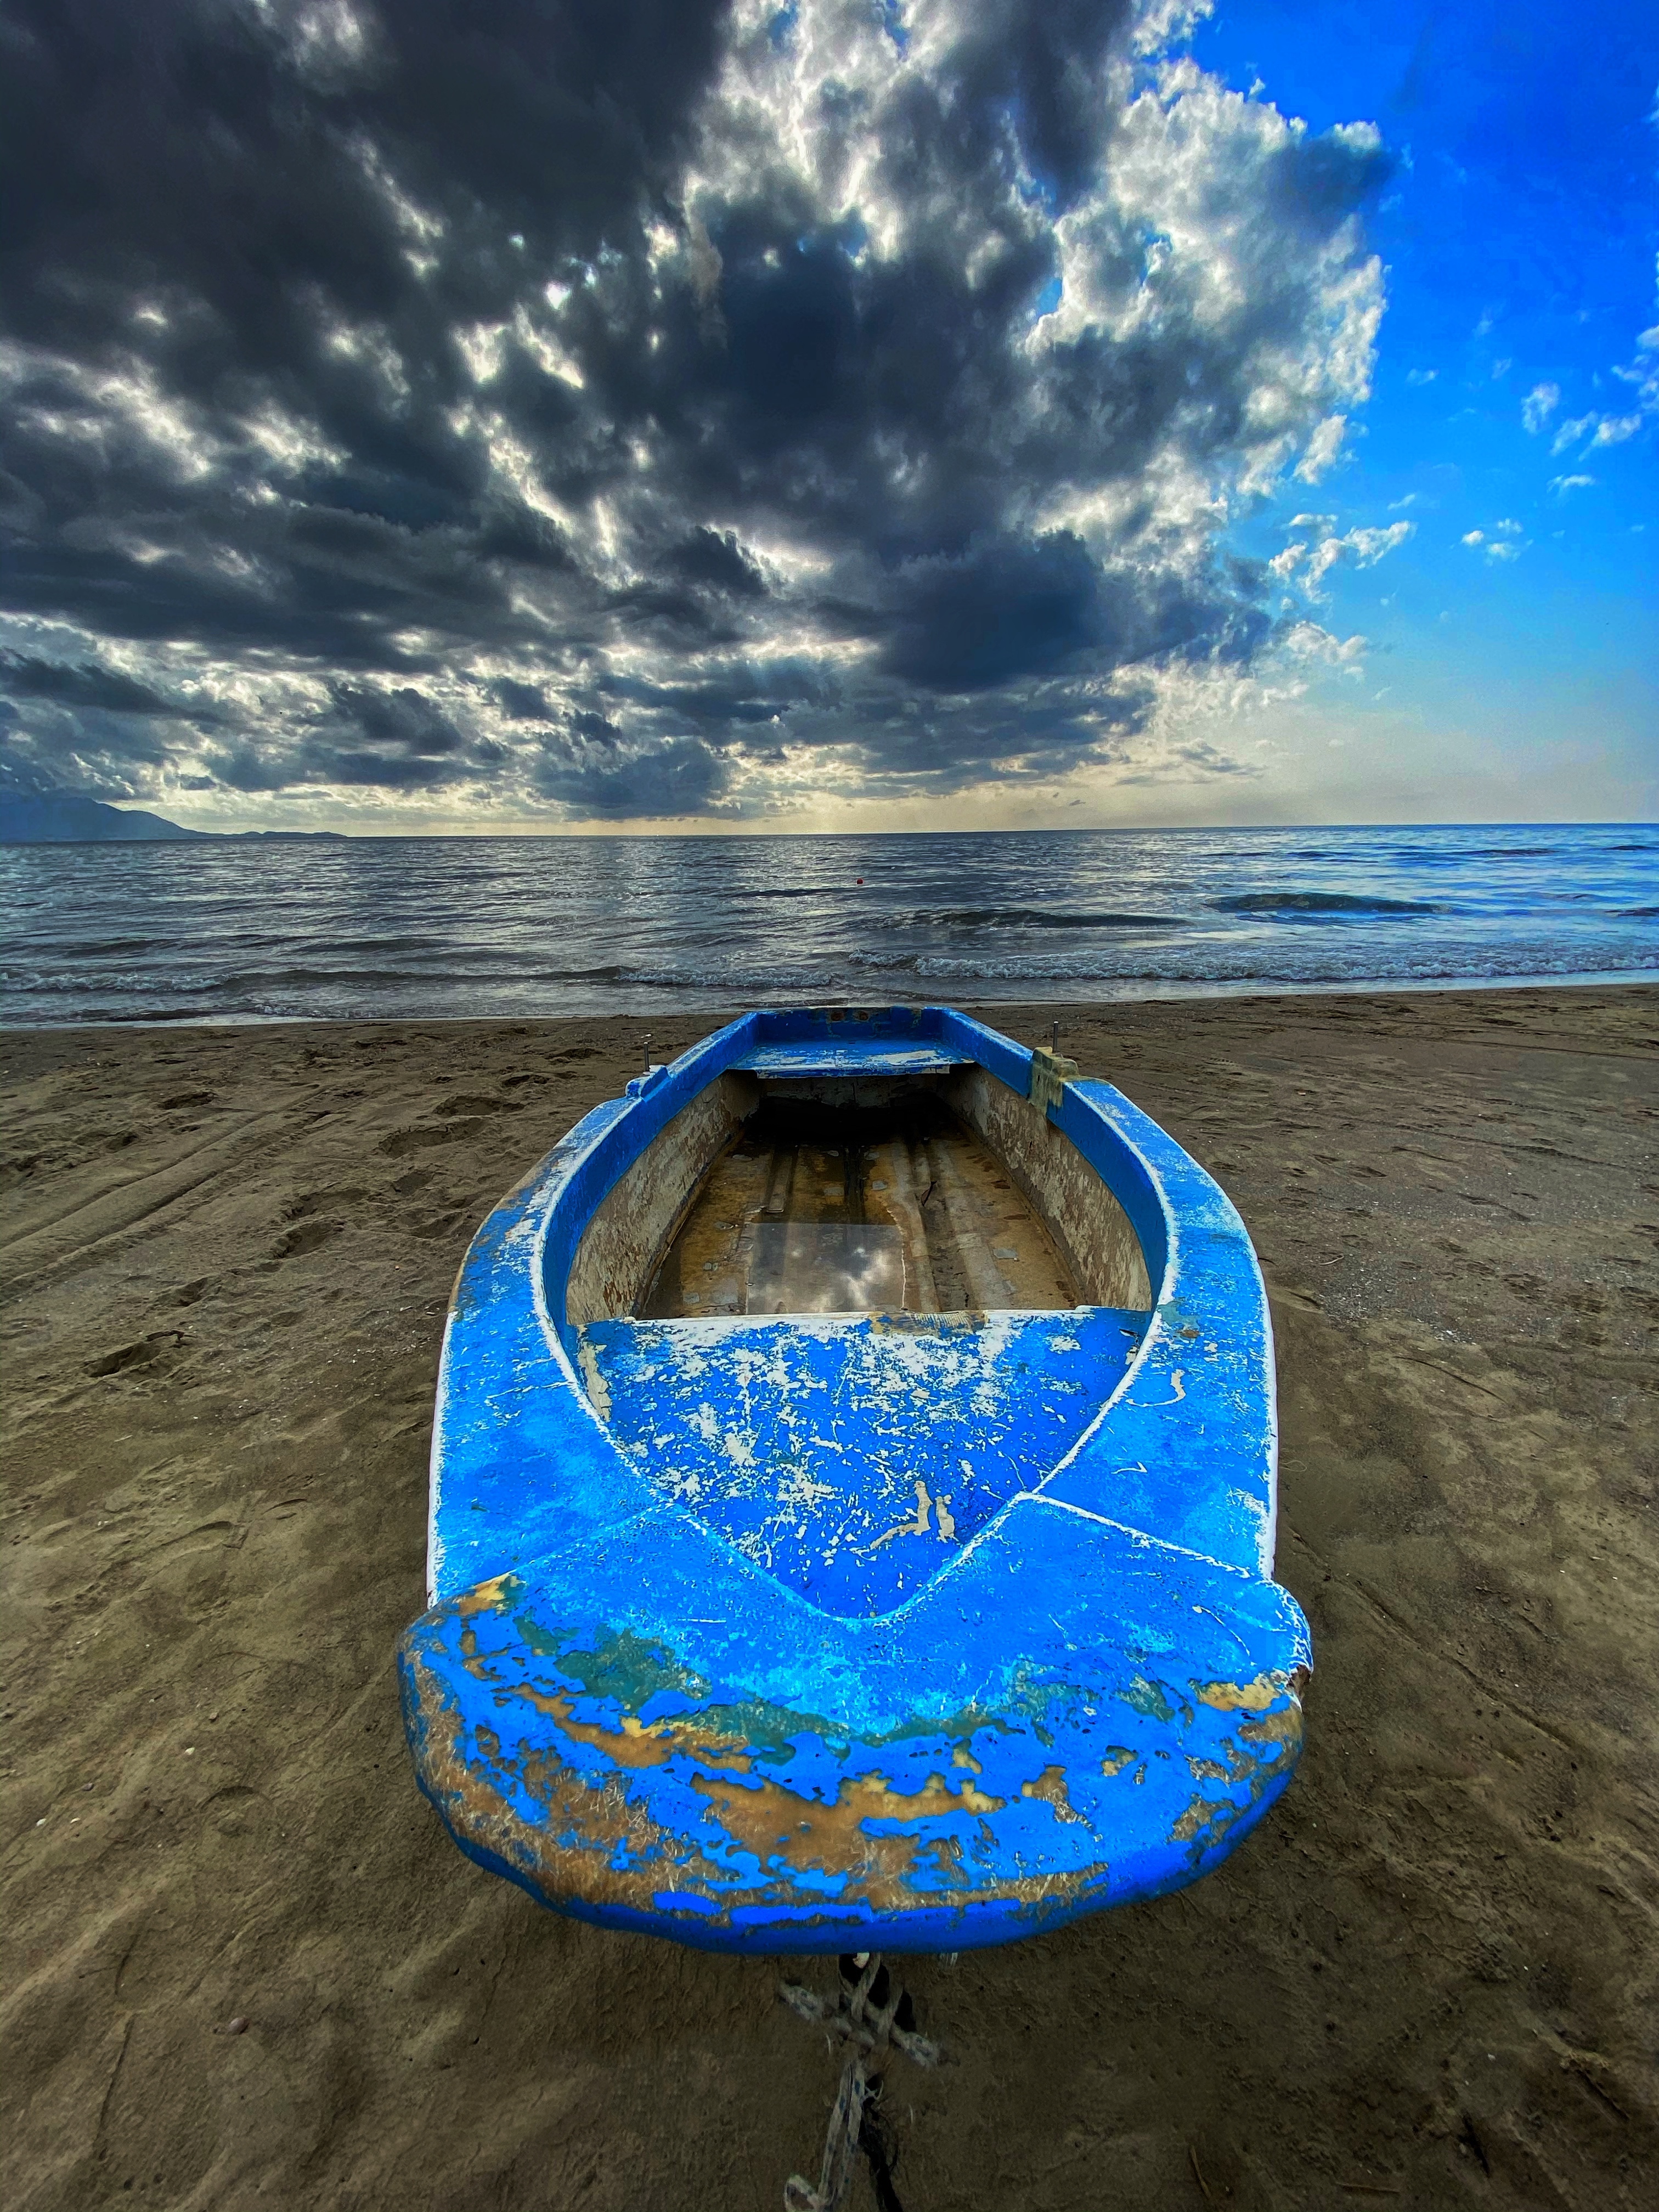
3,985 -> 1655,2212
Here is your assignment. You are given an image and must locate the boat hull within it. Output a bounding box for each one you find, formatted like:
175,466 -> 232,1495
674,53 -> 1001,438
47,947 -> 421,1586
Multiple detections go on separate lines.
397,1006 -> 1311,1954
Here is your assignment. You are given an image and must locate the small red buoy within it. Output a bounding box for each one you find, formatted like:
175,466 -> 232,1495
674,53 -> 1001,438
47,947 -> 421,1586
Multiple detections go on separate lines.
856,878 -> 864,885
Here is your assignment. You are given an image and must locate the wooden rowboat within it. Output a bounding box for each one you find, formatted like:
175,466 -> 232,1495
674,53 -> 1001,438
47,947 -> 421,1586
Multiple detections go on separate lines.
397,1006 -> 1311,1953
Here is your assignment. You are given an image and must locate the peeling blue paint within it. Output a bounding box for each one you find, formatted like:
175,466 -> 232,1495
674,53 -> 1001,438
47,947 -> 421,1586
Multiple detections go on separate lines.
397,1005 -> 1311,1954
583,1306 -> 1149,1615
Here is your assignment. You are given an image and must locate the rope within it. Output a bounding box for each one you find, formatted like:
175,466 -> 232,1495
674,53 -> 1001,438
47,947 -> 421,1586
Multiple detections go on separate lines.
780,1955 -> 941,2212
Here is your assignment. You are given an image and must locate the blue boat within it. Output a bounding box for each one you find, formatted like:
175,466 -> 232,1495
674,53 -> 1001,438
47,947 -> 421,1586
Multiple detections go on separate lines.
397,1006 -> 1311,1954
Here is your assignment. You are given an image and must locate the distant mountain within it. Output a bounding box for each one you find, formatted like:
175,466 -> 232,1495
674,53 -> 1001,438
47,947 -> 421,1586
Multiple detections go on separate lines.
0,793 -> 347,843
0,793 -> 206,843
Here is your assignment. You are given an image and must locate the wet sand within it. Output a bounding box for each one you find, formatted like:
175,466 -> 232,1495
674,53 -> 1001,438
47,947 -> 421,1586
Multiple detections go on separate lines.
3,986 -> 1656,2211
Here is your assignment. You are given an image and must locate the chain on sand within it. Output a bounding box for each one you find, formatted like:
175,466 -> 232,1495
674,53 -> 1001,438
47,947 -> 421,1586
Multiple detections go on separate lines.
779,1955 -> 943,2212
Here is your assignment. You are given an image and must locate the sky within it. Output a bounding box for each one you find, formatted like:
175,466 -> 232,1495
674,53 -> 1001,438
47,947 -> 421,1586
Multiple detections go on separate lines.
0,0 -> 1654,834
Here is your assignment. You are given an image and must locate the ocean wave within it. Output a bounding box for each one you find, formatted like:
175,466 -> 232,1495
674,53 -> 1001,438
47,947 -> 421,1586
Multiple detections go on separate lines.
729,885 -> 839,901
81,1006 -> 219,1025
884,905 -> 1187,932
901,943 -> 1654,985
607,966 -> 834,993
30,935 -> 160,958
1386,840 -> 1555,854
1443,845 -> 1556,860
1209,892 -> 1441,918
195,958 -> 715,990
12,968 -> 228,997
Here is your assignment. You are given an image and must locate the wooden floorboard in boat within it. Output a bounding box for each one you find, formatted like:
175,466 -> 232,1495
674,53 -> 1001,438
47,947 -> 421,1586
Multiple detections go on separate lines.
640,1109 -> 1077,1317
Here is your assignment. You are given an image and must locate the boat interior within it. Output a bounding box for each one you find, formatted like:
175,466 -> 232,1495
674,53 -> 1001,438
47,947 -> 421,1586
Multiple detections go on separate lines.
639,1088 -> 1080,1320
564,1054 -> 1159,1615
569,1064 -> 1154,1330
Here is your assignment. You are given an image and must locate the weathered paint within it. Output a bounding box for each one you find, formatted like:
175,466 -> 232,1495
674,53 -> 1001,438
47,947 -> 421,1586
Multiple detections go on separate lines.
1027,1045 -> 1078,1119
582,1305 -> 1152,1615
399,1005 -> 1311,1954
735,1041 -> 969,1076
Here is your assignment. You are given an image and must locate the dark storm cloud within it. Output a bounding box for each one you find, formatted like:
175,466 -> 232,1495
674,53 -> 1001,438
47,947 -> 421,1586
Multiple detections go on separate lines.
0,643 -> 224,801
881,534 -> 1103,689
0,0 -> 727,682
0,687 -> 187,800
2,1 -> 729,360
208,679 -> 506,791
529,729 -> 732,817
492,676 -> 552,720
0,650 -> 195,718
0,1 -> 1390,816
667,528 -> 768,598
601,659 -> 839,726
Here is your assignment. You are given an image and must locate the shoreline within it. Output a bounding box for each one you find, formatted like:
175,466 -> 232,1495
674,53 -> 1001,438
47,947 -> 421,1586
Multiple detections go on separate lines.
4,984 -> 1656,2209
5,964 -> 1657,1034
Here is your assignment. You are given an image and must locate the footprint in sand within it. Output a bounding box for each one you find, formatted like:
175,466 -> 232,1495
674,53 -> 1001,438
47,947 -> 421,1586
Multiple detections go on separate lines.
84,1330 -> 187,1378
379,1119 -> 483,1158
433,1093 -> 523,1118
271,1220 -> 341,1260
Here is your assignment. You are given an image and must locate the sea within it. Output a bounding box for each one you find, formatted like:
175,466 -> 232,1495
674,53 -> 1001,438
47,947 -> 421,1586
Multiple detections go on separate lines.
2,822 -> 1655,1027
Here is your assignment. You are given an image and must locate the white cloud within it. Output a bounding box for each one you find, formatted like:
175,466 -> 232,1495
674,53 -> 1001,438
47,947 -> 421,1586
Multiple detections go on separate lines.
1280,620 -> 1367,668
1130,2 -> 1218,58
1297,518 -> 1412,596
1522,381 -> 1559,433
1549,473 -> 1595,496
1545,304 -> 1657,458
1464,521 -> 1526,562
1405,366 -> 1437,385
1550,413 -> 1597,453
1348,522 -> 1415,561
1295,414 -> 1348,482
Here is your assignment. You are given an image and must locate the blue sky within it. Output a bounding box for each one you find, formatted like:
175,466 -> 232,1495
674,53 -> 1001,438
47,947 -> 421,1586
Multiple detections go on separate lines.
1,0 -> 1654,831
1193,0 -> 1657,825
